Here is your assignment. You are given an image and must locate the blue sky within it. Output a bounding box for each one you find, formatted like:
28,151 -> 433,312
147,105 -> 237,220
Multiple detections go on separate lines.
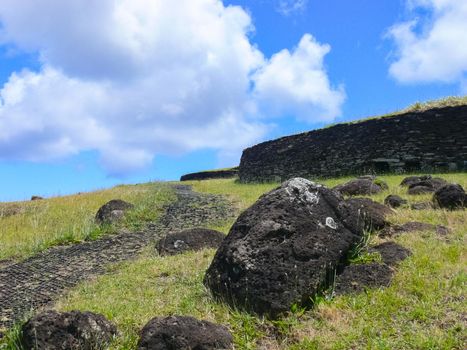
0,0 -> 465,201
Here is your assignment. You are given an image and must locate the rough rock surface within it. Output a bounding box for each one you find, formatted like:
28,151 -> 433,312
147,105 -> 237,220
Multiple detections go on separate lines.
411,202 -> 433,210
407,177 -> 448,195
369,242 -> 412,266
95,199 -> 134,224
384,195 -> 407,208
333,178 -> 388,196
137,316 -> 233,350
157,228 -> 225,256
433,184 -> 467,210
204,178 -> 365,317
180,168 -> 238,181
20,310 -> 117,350
379,221 -> 450,237
345,197 -> 393,231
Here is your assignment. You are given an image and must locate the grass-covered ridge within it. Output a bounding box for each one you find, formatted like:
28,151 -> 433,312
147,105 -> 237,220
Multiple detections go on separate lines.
0,173 -> 458,349
0,183 -> 175,261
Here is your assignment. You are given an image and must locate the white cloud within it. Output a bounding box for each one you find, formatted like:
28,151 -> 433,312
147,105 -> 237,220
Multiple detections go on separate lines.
388,0 -> 467,84
0,0 -> 344,175
276,0 -> 308,16
253,34 -> 345,122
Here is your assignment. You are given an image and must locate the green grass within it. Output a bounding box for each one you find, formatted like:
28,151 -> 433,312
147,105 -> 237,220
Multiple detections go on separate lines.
1,173 -> 466,349
0,183 -> 175,261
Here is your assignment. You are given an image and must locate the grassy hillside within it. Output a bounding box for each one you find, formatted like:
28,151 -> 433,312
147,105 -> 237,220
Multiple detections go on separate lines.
1,174 -> 466,349
0,183 -> 174,261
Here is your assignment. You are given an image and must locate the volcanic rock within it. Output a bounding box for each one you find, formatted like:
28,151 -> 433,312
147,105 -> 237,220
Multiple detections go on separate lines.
384,194 -> 407,208
334,263 -> 393,295
204,178 -> 365,317
31,196 -> 43,201
157,228 -> 225,256
333,178 -> 388,196
20,310 -> 117,350
379,221 -> 450,237
95,199 -> 134,225
369,242 -> 411,266
137,316 -> 233,350
407,177 -> 448,195
433,184 -> 467,210
400,175 -> 432,187
345,197 -> 393,231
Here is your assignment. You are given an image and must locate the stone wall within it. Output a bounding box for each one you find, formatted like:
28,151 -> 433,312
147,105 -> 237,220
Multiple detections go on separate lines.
239,106 -> 467,182
180,168 -> 238,181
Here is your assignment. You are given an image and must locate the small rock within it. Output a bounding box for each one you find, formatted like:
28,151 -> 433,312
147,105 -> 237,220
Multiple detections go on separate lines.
95,199 -> 134,224
157,228 -> 225,256
346,197 -> 393,231
31,196 -> 43,201
369,242 -> 411,267
384,195 -> 407,208
334,263 -> 393,295
411,202 -> 433,210
379,221 -> 450,237
400,175 -> 432,187
333,178 -> 388,196
20,310 -> 117,350
137,316 -> 233,350
433,184 -> 467,210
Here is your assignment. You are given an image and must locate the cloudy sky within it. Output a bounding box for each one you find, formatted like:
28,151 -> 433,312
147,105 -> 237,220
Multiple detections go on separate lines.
0,0 -> 466,200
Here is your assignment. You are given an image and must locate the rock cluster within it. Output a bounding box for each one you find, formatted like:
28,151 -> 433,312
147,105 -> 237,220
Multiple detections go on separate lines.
204,178 -> 384,317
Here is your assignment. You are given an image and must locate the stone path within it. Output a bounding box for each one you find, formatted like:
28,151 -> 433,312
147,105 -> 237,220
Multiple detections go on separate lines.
0,185 -> 234,333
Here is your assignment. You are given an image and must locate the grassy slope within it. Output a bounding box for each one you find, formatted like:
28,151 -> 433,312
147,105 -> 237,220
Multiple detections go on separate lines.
28,174 -> 464,350
0,183 -> 175,261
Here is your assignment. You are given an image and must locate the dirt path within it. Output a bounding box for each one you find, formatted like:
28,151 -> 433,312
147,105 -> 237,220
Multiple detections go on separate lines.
0,185 -> 234,333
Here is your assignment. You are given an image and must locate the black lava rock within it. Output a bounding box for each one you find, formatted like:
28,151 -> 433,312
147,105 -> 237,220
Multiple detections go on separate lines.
369,242 -> 411,267
157,228 -> 225,256
204,178 -> 365,318
384,195 -> 407,208
345,197 -> 393,231
95,199 -> 134,225
333,178 -> 388,196
334,263 -> 393,295
379,221 -> 450,237
433,184 -> 467,210
20,310 -> 117,350
400,175 -> 432,187
137,316 -> 233,350
407,177 -> 448,195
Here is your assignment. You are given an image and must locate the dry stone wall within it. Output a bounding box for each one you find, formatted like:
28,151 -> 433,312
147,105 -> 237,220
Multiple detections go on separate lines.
239,106 -> 467,182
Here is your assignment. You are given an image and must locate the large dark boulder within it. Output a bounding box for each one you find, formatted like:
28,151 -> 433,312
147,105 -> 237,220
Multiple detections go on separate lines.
345,197 -> 393,231
333,178 -> 388,196
433,184 -> 467,210
157,228 -> 225,256
20,310 -> 117,350
384,195 -> 407,208
204,178 -> 365,318
137,316 -> 233,350
95,199 -> 134,225
407,177 -> 448,195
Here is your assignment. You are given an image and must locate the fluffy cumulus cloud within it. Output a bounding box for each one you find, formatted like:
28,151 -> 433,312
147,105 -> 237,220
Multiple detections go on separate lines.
0,0 -> 344,175
388,0 -> 467,84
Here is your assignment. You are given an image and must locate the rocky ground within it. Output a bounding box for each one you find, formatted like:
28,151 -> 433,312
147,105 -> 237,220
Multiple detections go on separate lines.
0,185 -> 234,334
